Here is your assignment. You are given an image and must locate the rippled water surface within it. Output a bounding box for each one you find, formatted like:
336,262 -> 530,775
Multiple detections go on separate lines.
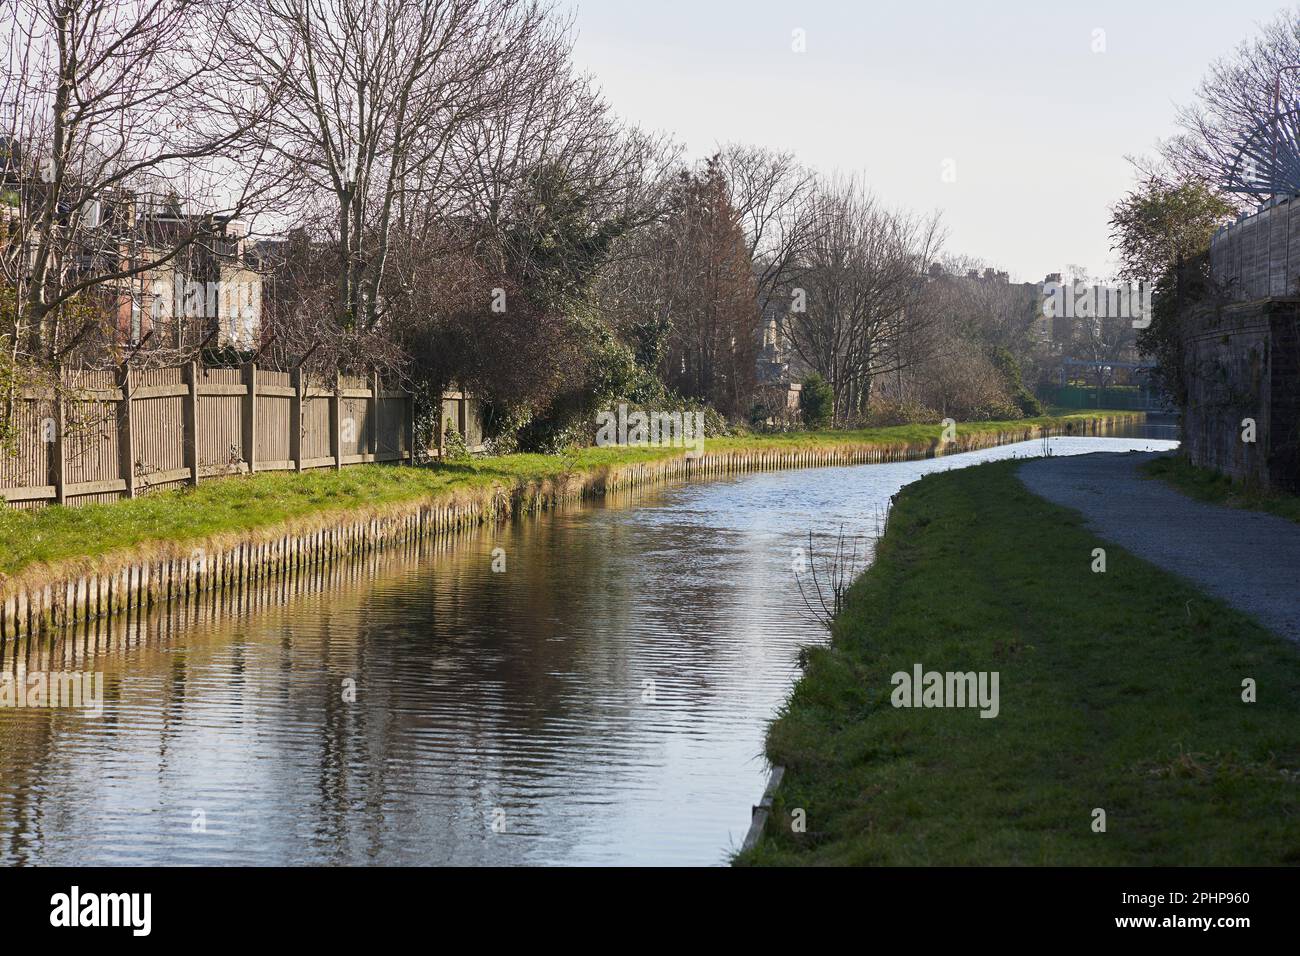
0,428 -> 1177,865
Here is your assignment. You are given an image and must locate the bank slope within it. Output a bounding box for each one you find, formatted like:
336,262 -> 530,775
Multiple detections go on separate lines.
738,458 -> 1300,866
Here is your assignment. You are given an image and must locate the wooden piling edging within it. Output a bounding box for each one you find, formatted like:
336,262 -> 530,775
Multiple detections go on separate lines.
0,414 -> 1143,641
741,765 -> 786,854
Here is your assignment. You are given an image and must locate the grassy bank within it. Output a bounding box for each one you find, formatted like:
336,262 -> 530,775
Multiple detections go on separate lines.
738,458 -> 1300,866
1144,454 -> 1300,524
0,410 -> 1131,583
701,410 -> 1135,452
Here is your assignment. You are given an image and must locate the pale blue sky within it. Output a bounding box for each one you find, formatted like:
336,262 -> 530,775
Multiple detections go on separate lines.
568,0 -> 1294,281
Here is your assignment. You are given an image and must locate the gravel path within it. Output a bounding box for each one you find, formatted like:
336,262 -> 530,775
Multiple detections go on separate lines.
1017,452 -> 1300,642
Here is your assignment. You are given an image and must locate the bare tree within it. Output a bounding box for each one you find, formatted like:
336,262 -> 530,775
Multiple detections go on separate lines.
378,9 -> 677,422
652,158 -> 762,415
229,0 -> 572,333
0,0 -> 285,365
436,12 -> 676,292
784,177 -> 942,422
715,143 -> 817,314
1162,9 -> 1300,205
1058,267 -> 1137,390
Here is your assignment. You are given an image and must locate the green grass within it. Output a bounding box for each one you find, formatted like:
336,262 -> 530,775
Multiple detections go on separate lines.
706,410 -> 1132,452
737,458 -> 1300,866
0,444 -> 671,578
1144,454 -> 1300,524
0,411 -> 1135,581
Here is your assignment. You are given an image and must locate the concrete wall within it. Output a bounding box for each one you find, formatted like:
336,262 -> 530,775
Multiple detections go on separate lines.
1210,197 -> 1300,299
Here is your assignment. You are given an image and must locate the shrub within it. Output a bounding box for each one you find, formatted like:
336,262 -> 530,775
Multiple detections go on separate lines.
986,346 -> 1042,418
799,374 -> 834,429
850,400 -> 942,428
442,419 -> 471,463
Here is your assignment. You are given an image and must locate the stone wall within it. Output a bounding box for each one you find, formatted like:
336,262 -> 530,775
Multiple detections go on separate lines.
1182,298 -> 1300,491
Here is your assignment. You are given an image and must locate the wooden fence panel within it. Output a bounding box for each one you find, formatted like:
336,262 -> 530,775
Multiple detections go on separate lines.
63,398 -> 119,487
60,368 -> 120,499
135,397 -> 187,486
254,368 -> 291,469
440,399 -> 459,435
464,397 -> 484,448
339,396 -> 366,460
197,397 -> 243,475
254,375 -> 292,468
377,397 -> 405,455
194,365 -> 243,476
0,396 -> 53,496
2,362 -> 440,508
301,394 -> 332,464
134,365 -> 186,493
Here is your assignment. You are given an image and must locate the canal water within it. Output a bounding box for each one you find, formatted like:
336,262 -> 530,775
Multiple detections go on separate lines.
0,426 -> 1177,865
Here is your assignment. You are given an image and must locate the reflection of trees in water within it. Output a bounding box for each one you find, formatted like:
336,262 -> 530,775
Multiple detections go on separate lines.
0,473 -> 811,863
0,491 -> 704,862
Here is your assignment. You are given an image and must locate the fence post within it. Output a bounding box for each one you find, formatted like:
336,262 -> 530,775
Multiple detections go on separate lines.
435,392 -> 446,459
185,361 -> 199,486
405,391 -> 415,464
290,366 -> 303,472
242,360 -> 257,475
368,370 -> 379,461
330,371 -> 342,471
53,365 -> 67,505
117,361 -> 136,499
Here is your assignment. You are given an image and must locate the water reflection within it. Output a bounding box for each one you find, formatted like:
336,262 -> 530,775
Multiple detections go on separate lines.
0,429 -> 1177,865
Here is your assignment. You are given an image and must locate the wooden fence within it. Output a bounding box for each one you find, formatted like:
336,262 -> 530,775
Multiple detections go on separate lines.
1,363 -> 481,510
